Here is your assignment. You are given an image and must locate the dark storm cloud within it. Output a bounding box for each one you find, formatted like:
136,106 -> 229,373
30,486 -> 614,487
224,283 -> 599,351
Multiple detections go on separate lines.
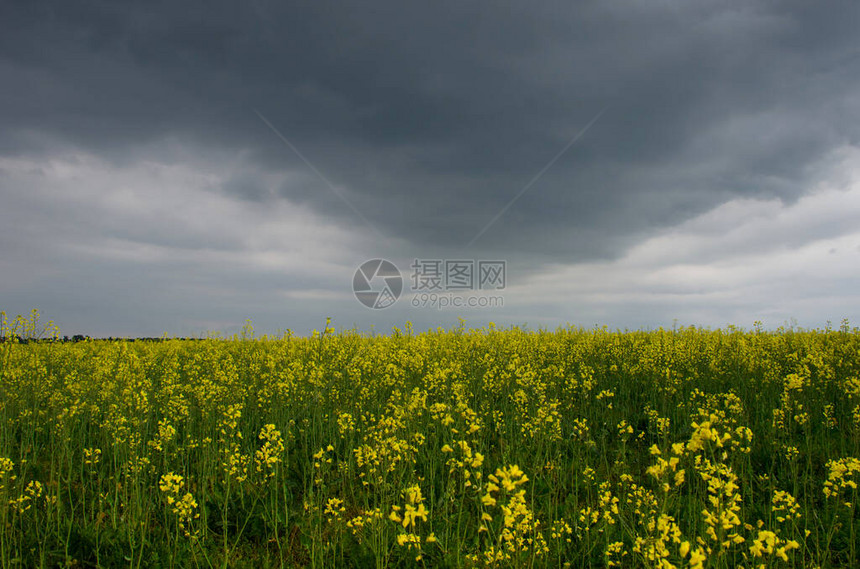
2,0 -> 859,260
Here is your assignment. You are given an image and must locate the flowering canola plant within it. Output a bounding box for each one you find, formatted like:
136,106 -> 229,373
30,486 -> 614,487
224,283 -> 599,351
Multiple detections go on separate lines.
0,311 -> 859,567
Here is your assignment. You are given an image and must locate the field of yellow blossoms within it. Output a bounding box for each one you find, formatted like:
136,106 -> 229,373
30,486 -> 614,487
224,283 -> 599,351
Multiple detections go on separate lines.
1,310 -> 859,568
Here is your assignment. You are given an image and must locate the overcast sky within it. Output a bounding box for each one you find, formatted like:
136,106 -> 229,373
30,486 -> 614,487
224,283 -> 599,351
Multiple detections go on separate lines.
2,0 -> 859,337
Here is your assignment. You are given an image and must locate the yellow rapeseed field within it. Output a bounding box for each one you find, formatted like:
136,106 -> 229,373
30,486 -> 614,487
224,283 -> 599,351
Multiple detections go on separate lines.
1,311 -> 859,567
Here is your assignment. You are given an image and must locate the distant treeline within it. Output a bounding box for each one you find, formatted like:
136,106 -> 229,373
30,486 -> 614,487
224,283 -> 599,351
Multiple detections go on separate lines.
0,335 -> 210,344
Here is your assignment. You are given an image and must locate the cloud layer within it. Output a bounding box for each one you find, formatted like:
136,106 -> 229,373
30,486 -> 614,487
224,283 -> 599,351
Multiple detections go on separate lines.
1,0 -> 859,334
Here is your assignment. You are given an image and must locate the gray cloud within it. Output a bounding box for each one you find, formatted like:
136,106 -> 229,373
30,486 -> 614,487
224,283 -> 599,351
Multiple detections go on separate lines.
2,0 -> 860,334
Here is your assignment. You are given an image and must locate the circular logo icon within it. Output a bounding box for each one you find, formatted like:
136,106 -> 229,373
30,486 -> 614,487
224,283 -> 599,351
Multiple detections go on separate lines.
353,259 -> 402,309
